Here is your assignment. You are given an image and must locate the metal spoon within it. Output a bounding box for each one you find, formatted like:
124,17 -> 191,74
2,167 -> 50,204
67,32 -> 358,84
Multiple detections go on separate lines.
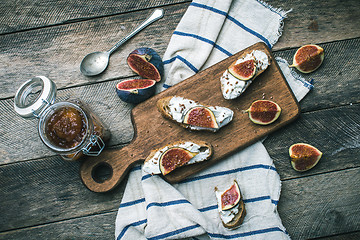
80,8 -> 164,76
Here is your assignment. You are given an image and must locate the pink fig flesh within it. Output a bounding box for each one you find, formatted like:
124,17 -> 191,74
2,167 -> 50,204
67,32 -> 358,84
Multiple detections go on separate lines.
127,48 -> 164,81
289,143 -> 322,171
247,100 -> 281,125
183,107 -> 219,129
115,79 -> 156,104
228,59 -> 256,80
290,44 -> 324,73
116,79 -> 155,90
221,180 -> 241,211
159,147 -> 195,175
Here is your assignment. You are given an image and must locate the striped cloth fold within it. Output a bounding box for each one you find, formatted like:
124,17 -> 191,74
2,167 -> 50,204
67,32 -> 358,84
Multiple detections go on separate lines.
115,0 -> 313,239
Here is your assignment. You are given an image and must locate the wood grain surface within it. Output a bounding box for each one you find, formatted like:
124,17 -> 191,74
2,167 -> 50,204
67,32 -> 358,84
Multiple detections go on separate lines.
0,4 -> 187,99
79,42 -> 300,192
0,0 -> 359,239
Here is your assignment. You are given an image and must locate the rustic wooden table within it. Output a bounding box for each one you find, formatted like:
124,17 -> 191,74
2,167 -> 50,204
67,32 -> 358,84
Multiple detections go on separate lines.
0,0 -> 359,239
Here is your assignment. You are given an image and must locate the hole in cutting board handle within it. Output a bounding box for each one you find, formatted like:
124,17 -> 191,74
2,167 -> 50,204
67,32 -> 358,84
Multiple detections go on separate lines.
80,145 -> 143,192
91,162 -> 113,183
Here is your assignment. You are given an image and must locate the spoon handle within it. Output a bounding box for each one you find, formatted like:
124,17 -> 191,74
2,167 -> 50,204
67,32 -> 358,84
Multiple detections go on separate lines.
108,8 -> 164,55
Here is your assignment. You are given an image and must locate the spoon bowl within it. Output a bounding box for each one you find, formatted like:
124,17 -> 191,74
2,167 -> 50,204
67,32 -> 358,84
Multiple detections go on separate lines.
80,51 -> 110,76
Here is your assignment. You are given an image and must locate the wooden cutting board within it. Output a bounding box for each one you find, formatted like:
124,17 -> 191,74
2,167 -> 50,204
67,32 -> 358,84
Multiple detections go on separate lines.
80,42 -> 300,192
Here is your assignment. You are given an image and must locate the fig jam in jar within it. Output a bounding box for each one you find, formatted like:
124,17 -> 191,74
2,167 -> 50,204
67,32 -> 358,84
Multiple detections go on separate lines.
45,106 -> 87,149
14,76 -> 110,161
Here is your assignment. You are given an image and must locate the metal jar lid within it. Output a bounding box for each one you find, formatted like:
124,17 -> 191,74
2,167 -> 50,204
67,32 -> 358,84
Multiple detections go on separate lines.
14,76 -> 57,118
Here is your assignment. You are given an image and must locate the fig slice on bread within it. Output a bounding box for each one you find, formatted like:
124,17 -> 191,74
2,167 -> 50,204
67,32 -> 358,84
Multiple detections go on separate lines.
220,180 -> 241,210
159,147 -> 196,175
157,96 -> 233,132
183,106 -> 219,129
143,140 -> 213,175
228,59 -> 256,81
215,180 -> 246,229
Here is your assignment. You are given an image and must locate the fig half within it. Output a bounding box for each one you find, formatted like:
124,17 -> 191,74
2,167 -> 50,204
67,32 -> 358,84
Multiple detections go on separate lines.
221,180 -> 241,211
127,47 -> 164,81
228,59 -> 256,80
289,44 -> 324,73
289,143 -> 322,171
159,147 -> 196,175
183,106 -> 219,129
246,100 -> 281,125
116,79 -> 156,104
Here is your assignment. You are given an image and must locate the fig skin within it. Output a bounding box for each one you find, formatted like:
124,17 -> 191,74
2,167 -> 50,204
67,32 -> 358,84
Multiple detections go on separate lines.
289,143 -> 323,171
246,100 -> 281,125
127,47 -> 164,82
116,79 -> 156,104
228,59 -> 256,81
290,44 -> 324,73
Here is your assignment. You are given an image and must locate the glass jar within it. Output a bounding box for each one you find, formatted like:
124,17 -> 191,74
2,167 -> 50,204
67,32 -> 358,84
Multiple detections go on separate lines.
14,76 -> 110,161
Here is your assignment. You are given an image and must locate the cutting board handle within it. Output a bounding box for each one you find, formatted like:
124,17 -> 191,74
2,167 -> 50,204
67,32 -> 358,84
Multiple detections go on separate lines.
80,144 -> 142,192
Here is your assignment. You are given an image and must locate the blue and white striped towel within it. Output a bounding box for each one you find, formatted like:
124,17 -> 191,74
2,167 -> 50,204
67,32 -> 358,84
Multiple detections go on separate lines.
115,0 -> 313,239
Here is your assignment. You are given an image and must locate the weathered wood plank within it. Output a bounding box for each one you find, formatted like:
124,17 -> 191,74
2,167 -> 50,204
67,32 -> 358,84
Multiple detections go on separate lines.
0,163 -> 358,239
310,231 -> 360,240
0,0 -> 189,34
0,211 -> 117,240
278,168 -> 360,240
1,0 -> 360,100
263,104 -> 360,180
273,38 -> 360,112
0,80 -> 135,164
1,0 -> 359,46
0,156 -> 127,232
0,4 -> 187,100
0,216 -> 359,240
275,0 -> 360,49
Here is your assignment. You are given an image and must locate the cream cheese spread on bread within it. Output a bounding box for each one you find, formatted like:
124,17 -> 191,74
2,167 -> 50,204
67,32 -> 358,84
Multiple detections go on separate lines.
221,50 -> 269,100
167,96 -> 233,131
143,141 -> 211,175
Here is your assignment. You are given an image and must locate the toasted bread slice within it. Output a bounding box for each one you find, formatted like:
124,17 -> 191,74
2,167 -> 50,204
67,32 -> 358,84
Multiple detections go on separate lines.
157,96 -> 233,132
222,199 -> 246,229
143,140 -> 213,175
156,96 -> 183,123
